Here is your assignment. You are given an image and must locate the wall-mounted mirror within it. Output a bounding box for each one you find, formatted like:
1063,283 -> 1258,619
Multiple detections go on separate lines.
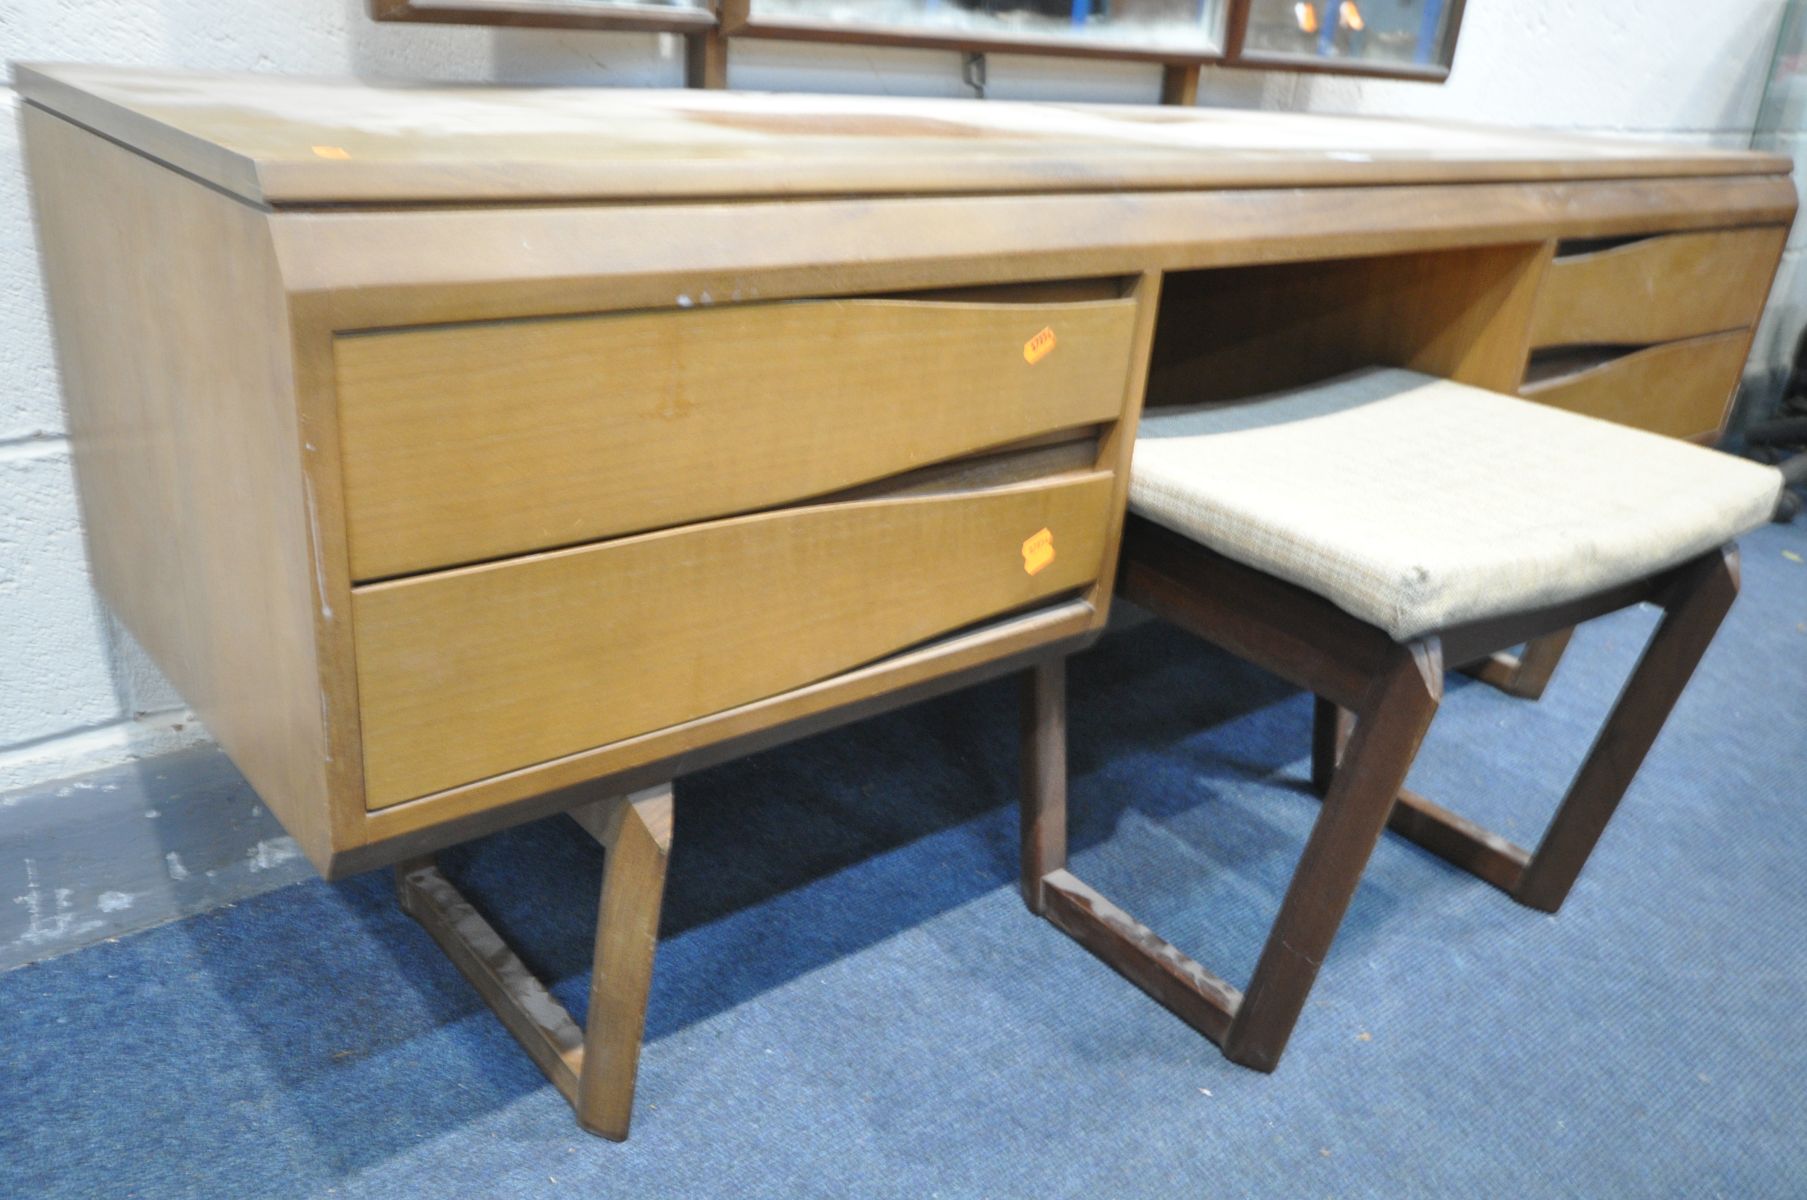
371,0 -> 716,34
1235,0 -> 1462,76
723,0 -> 1231,62
372,0 -> 1463,84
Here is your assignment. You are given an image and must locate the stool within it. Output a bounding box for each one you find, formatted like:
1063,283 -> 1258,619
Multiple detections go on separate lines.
1020,368 -> 1783,1073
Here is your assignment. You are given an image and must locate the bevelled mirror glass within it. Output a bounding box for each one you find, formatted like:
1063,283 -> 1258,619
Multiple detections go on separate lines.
738,0 -> 1232,60
373,0 -> 716,33
1240,0 -> 1458,72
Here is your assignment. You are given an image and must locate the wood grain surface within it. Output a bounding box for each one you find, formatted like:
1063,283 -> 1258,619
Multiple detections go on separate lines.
1528,226 -> 1786,349
14,63 -> 1789,206
1521,329 -> 1752,439
354,472 -> 1115,806
337,295 -> 1137,578
21,106 -> 357,869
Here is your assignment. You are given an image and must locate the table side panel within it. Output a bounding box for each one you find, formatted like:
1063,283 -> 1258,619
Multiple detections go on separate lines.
20,107 -> 354,867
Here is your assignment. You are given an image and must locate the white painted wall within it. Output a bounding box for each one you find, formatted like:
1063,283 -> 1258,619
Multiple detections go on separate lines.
0,0 -> 1786,794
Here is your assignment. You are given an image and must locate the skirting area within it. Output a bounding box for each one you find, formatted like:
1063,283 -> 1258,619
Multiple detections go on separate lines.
2,518 -> 1803,1199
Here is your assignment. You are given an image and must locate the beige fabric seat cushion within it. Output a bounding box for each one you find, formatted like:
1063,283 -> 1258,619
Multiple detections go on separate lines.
1129,368 -> 1783,641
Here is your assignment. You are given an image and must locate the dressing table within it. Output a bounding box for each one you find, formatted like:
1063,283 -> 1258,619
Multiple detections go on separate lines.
17,62 -> 1792,1137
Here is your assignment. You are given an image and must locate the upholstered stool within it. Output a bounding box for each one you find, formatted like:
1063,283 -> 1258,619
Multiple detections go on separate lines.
1019,367 -> 1782,1073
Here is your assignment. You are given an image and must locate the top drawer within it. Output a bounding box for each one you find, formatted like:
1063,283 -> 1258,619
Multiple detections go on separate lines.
1527,226 -> 1785,350
335,292 -> 1140,580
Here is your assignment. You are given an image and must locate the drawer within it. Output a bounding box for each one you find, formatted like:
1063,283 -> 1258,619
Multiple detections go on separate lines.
1527,226 -> 1784,350
336,294 -> 1140,580
352,470 -> 1116,807
1519,330 -> 1750,440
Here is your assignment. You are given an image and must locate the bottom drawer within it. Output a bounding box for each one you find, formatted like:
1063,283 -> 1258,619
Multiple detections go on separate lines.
354,471 -> 1116,807
1519,329 -> 1749,440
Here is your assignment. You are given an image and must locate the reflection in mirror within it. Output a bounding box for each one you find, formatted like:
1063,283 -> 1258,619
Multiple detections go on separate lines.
745,0 -> 1229,56
1242,0 -> 1456,69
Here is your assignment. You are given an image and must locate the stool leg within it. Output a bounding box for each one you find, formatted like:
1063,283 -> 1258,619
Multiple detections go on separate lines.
577,786 -> 674,1140
395,785 -> 673,1143
1309,696 -> 1351,794
1513,546 -> 1740,913
1025,637 -> 1441,1072
1020,659 -> 1069,915
1464,628 -> 1575,701
1222,640 -> 1443,1071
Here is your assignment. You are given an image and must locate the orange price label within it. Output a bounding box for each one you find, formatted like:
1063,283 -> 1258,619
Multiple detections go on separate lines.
1021,527 -> 1056,576
1023,326 -> 1057,365
311,145 -> 352,160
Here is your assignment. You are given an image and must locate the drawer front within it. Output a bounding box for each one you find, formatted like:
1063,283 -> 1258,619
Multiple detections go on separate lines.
337,295 -> 1139,580
353,471 -> 1115,807
1520,330 -> 1749,440
1527,226 -> 1784,350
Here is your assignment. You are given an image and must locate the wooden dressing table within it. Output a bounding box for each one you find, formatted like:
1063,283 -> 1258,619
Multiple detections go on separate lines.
17,62 -> 1792,1137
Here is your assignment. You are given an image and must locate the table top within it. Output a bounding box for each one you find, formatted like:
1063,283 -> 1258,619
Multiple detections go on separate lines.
14,62 -> 1790,208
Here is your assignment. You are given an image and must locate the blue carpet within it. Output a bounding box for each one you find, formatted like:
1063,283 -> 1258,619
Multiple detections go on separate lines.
2,520 -> 1803,1199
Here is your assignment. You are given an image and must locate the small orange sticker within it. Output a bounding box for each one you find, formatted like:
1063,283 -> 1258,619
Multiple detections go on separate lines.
1022,528 -> 1055,576
1023,326 -> 1057,365
311,145 -> 352,160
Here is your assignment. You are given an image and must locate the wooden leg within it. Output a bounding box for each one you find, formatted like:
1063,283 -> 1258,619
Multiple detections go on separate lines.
1512,547 -> 1740,913
569,794 -> 622,847
1463,628 -> 1575,700
1220,641 -> 1443,1071
1313,547 -> 1741,916
1311,699 -> 1532,893
397,855 -> 588,1097
1309,696 -> 1351,794
1026,642 -> 1441,1072
1041,868 -> 1245,1044
576,786 -> 674,1139
396,784 -> 674,1142
1019,660 -> 1068,915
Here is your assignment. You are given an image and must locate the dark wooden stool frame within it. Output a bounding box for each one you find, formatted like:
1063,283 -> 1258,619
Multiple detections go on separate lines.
1021,515 -> 1741,1073
1463,627 -> 1576,700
